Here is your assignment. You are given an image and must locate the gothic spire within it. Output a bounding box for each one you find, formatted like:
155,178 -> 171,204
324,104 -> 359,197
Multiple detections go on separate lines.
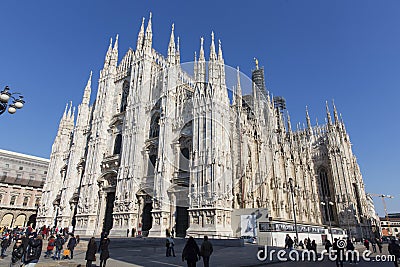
62,102 -> 68,119
326,101 -> 332,125
306,106 -> 312,130
199,37 -> 205,61
104,38 -> 113,68
332,100 -> 339,124
144,12 -> 153,50
209,31 -> 217,61
110,34 -> 119,67
234,66 -> 242,108
167,23 -> 176,64
197,37 -> 206,82
218,39 -> 224,62
136,17 -> 145,51
287,111 -> 292,133
67,101 -> 73,118
82,71 -> 92,105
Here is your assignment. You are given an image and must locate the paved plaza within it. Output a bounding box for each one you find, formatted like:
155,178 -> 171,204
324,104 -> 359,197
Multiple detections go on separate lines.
0,238 -> 397,267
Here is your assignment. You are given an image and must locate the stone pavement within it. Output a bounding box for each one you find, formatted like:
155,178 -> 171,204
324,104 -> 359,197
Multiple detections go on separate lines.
0,238 -> 397,267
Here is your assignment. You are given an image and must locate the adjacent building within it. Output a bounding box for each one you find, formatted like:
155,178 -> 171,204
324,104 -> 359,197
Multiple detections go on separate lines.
0,149 -> 49,228
381,213 -> 400,237
38,14 -> 377,239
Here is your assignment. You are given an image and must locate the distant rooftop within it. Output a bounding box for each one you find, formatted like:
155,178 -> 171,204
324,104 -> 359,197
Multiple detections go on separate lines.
0,149 -> 49,163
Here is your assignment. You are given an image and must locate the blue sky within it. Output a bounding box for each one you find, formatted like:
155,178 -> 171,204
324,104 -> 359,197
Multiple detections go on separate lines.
0,0 -> 398,216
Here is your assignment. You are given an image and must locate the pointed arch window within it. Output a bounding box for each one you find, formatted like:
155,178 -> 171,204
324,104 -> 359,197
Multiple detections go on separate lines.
120,81 -> 129,112
113,134 -> 122,155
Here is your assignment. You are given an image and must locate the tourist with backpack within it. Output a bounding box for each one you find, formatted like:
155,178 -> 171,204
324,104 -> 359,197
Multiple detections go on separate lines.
53,234 -> 64,260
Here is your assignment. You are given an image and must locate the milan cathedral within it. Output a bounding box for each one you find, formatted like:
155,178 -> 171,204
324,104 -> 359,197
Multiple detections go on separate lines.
38,14 -> 375,238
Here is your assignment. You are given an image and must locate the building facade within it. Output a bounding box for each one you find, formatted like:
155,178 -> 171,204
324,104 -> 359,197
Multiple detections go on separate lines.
38,14 -> 376,238
0,149 -> 49,228
381,213 -> 400,237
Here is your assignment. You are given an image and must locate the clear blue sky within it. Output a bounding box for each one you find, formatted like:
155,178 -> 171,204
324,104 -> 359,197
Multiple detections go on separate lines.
0,0 -> 398,216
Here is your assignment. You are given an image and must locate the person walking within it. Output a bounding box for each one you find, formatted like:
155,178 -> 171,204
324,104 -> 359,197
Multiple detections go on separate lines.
10,238 -> 24,267
131,228 -> 136,237
126,229 -> 129,237
53,234 -> 64,260
44,235 -> 55,258
285,235 -> 294,251
200,236 -> 213,267
24,234 -> 42,267
346,238 -> 356,264
311,240 -> 317,253
166,235 -> 176,257
67,234 -> 77,260
182,237 -> 200,267
99,235 -> 110,267
324,239 -> 332,255
333,238 -> 344,267
85,237 -> 97,267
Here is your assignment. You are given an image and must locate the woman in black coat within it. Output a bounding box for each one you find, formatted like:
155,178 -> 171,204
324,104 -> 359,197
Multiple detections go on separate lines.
85,237 -> 97,267
182,237 -> 200,267
99,237 -> 110,267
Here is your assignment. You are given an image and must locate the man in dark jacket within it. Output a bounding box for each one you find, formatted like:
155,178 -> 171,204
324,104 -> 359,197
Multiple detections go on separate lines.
10,238 -> 24,266
200,236 -> 213,267
24,234 -> 42,266
67,234 -> 77,259
388,239 -> 400,267
182,237 -> 200,267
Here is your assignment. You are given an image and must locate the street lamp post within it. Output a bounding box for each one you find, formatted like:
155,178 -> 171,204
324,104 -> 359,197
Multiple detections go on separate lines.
288,178 -> 299,243
0,86 -> 25,115
321,199 -> 334,242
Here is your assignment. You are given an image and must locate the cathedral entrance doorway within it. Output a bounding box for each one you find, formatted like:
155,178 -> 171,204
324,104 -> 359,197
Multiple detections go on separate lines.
142,202 -> 153,235
103,192 -> 115,234
175,206 -> 189,237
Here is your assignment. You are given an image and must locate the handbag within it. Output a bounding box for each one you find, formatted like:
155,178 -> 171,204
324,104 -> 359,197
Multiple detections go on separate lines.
63,249 -> 70,256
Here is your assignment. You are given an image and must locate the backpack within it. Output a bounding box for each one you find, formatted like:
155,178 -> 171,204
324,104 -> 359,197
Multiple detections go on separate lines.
55,238 -> 64,249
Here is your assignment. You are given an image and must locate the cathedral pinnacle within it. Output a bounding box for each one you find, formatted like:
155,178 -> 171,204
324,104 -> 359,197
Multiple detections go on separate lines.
287,111 -> 292,133
325,101 -> 333,125
332,99 -> 339,124
168,23 -> 176,63
136,17 -> 145,50
306,106 -> 312,130
209,31 -> 217,61
218,39 -> 224,62
144,12 -> 153,50
104,37 -> 113,67
82,71 -> 92,105
199,37 -> 205,61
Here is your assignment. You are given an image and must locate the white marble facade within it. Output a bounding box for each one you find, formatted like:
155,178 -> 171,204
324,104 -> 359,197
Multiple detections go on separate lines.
37,14 -> 375,238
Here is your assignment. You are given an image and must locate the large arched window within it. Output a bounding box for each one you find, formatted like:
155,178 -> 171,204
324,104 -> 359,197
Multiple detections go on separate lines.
113,134 -> 122,155
149,113 -> 160,138
319,168 -> 335,222
120,81 -> 129,112
319,169 -> 331,198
